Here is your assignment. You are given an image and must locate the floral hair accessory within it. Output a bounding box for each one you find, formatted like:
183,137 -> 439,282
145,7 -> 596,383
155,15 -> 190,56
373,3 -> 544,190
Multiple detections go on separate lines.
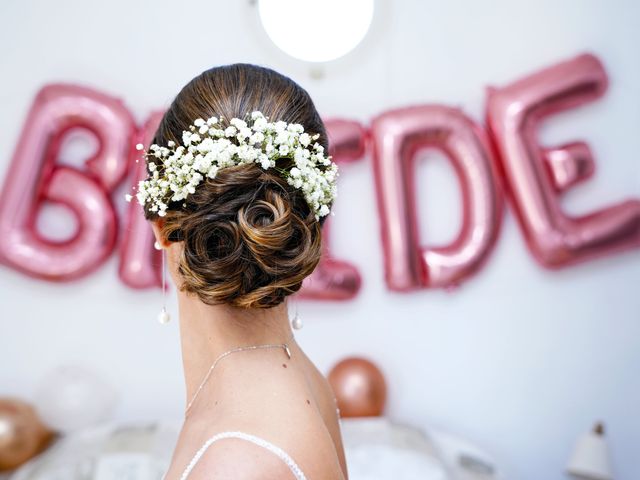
124,111 -> 338,221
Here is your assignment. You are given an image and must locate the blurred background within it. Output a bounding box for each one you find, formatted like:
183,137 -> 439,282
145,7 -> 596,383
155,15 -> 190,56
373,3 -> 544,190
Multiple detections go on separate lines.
0,1 -> 638,480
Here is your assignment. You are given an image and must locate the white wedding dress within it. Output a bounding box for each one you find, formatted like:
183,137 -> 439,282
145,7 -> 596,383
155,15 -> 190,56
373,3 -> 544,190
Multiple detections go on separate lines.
163,430 -> 308,480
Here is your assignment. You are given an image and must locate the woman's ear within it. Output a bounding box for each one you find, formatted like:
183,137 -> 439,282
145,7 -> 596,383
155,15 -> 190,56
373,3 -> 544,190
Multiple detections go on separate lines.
150,219 -> 168,248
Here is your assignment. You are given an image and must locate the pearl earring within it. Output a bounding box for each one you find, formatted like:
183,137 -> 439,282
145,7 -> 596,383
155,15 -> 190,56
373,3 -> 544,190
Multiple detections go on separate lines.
290,301 -> 303,330
154,240 -> 171,324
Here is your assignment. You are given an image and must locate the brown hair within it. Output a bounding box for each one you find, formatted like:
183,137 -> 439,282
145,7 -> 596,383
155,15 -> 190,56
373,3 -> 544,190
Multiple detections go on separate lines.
142,63 -> 331,309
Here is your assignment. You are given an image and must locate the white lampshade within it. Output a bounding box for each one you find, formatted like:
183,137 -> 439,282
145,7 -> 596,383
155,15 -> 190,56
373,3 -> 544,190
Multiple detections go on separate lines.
257,0 -> 375,63
566,423 -> 613,480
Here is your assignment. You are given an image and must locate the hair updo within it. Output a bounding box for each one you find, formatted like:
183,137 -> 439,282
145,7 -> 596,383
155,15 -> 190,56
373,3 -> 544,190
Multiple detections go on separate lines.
142,63 -> 331,309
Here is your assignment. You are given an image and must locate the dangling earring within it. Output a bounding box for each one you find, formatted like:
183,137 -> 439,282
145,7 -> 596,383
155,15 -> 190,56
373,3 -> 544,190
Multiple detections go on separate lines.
154,241 -> 171,324
290,299 -> 303,330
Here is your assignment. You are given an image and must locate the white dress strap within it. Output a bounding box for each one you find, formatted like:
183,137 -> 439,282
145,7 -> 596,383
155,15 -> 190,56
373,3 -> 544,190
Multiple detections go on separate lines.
178,430 -> 307,480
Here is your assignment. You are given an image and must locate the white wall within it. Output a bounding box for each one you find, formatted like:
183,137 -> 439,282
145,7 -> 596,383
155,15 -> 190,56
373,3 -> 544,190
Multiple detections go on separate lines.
1,1 -> 638,479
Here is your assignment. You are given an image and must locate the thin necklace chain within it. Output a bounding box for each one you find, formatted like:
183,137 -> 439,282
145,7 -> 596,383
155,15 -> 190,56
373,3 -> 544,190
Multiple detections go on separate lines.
184,330 -> 296,417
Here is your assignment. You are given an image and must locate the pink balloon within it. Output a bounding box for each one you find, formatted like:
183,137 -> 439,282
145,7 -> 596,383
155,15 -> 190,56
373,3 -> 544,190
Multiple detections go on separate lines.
118,112 -> 164,289
300,119 -> 366,300
542,142 -> 595,192
370,105 -> 504,290
486,53 -> 640,268
0,84 -> 134,281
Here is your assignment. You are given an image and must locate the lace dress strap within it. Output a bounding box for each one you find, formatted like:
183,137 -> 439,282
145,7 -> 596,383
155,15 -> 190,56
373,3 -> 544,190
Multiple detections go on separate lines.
178,430 -> 307,480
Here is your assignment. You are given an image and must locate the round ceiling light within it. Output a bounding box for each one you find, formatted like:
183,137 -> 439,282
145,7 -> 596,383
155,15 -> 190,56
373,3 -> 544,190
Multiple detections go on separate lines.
257,0 -> 375,63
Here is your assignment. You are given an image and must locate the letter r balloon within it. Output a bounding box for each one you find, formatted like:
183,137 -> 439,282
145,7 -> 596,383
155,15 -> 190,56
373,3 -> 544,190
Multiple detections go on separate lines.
118,112 -> 165,290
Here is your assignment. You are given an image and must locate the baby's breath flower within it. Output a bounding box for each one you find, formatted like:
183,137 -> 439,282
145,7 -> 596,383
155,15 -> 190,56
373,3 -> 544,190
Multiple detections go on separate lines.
125,111 -> 338,220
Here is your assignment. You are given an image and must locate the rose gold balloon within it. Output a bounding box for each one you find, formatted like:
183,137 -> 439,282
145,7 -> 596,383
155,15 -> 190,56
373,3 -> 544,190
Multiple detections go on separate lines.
0,398 -> 54,471
486,53 -> 640,268
328,357 -> 387,417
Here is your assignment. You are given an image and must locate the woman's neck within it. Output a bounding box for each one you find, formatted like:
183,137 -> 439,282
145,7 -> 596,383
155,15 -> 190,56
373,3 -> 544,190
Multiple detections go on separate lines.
176,292 -> 294,410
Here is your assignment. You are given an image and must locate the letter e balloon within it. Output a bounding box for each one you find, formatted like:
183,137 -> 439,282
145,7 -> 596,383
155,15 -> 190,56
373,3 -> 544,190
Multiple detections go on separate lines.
486,53 -> 640,268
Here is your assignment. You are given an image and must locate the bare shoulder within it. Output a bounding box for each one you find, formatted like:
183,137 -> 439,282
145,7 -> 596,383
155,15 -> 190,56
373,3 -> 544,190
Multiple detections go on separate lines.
296,349 -> 348,478
184,436 -> 298,480
179,345 -> 347,479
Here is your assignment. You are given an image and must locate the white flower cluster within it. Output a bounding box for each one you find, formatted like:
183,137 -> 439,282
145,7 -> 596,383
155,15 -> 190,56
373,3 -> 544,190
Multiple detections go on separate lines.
124,111 -> 338,221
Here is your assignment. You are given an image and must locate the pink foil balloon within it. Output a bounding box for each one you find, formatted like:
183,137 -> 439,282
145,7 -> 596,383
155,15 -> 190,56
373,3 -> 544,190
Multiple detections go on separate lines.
118,112 -> 164,289
370,105 -> 503,290
486,53 -> 640,268
300,119 -> 366,300
0,84 -> 134,281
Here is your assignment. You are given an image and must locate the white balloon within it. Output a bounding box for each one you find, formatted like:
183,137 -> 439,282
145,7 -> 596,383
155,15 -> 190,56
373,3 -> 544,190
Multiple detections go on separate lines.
34,364 -> 118,433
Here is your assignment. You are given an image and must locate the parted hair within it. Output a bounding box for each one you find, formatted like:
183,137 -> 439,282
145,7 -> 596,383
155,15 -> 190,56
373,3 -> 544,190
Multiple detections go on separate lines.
143,63 -> 330,309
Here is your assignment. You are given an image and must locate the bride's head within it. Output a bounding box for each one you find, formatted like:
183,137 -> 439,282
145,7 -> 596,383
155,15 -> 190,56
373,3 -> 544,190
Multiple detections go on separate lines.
146,63 -> 330,310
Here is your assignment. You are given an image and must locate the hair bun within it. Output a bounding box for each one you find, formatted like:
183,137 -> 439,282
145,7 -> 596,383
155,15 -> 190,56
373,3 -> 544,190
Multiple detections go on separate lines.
162,165 -> 322,309
145,63 -> 331,308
